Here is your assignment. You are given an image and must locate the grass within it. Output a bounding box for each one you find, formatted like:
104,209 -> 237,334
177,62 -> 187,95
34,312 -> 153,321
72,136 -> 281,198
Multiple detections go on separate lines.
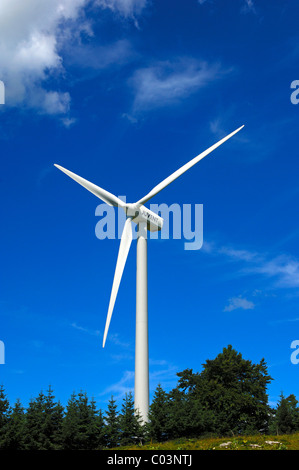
113,433 -> 299,450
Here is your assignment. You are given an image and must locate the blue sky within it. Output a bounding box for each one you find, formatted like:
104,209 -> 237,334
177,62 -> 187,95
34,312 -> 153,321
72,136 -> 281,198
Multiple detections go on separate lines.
1,0 -> 299,411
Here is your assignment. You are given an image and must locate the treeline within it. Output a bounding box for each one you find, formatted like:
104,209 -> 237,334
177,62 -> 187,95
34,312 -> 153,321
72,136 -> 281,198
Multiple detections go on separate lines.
0,387 -> 143,450
0,345 -> 299,450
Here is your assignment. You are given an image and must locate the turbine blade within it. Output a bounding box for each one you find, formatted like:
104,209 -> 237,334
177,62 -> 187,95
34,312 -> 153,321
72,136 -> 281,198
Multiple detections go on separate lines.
54,164 -> 126,208
103,217 -> 133,347
136,125 -> 244,206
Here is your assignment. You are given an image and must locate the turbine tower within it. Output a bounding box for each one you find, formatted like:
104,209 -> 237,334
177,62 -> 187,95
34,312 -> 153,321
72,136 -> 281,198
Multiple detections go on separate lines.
54,125 -> 244,423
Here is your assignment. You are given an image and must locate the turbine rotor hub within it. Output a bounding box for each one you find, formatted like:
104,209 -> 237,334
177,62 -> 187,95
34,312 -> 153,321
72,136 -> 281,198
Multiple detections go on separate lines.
126,203 -> 163,232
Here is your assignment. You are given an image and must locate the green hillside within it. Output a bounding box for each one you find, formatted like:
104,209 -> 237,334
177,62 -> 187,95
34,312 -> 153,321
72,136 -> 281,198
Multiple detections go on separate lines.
114,433 -> 299,451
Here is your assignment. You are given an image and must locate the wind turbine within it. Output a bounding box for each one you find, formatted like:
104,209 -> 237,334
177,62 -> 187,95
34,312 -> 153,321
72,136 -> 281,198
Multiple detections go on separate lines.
54,124 -> 244,423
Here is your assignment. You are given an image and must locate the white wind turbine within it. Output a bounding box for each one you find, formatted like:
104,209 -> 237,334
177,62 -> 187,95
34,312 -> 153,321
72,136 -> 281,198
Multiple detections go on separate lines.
54,125 -> 244,423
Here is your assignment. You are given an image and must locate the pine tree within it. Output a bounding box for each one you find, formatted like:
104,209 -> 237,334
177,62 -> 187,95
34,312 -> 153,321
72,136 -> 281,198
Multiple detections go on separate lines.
148,384 -> 169,442
287,394 -> 299,430
119,392 -> 144,446
0,385 -> 11,449
93,405 -> 106,450
62,392 -> 79,449
4,399 -> 26,450
167,386 -> 215,439
75,391 -> 93,449
271,393 -> 299,435
86,397 -> 106,450
24,391 -> 47,450
24,387 -> 64,450
62,391 -> 103,450
165,387 -> 186,439
105,396 -> 120,448
43,386 -> 64,449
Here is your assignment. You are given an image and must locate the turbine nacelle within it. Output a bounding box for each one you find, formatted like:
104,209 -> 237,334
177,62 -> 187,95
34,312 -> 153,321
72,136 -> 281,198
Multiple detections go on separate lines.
126,203 -> 163,232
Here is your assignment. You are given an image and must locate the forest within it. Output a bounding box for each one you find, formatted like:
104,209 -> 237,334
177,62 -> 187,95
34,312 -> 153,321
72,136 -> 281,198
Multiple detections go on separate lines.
0,345 -> 298,450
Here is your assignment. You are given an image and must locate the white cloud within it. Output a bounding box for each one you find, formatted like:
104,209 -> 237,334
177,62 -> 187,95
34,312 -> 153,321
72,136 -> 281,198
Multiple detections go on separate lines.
197,0 -> 256,14
70,322 -> 132,346
71,322 -> 100,336
100,359 -> 178,400
242,0 -> 256,14
130,59 -> 224,114
224,296 -> 255,312
218,246 -> 259,263
96,0 -> 148,18
0,0 -> 90,116
100,370 -> 135,400
149,363 -> 178,391
205,241 -> 299,289
254,255 -> 299,288
108,333 -> 131,348
64,39 -> 134,70
61,117 -> 77,128
0,0 -> 145,120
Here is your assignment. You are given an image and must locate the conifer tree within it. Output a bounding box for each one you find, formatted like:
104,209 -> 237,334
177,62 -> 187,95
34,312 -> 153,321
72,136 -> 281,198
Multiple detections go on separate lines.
119,392 -> 144,446
93,405 -> 106,450
166,387 -> 188,439
75,391 -> 93,449
200,345 -> 273,434
62,391 -> 103,450
148,384 -> 169,442
24,387 -> 64,450
105,396 -> 120,448
24,391 -> 46,449
0,385 -> 11,449
85,396 -> 106,450
4,399 -> 26,450
43,386 -> 64,449
62,392 -> 79,449
271,393 -> 299,435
